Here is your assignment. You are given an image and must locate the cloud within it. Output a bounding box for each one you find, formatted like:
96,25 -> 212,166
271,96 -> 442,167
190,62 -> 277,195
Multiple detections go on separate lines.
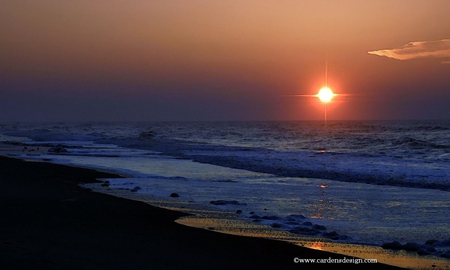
368,39 -> 450,63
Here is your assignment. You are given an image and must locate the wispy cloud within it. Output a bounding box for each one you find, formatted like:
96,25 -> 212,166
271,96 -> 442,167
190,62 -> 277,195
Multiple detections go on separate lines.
368,39 -> 450,63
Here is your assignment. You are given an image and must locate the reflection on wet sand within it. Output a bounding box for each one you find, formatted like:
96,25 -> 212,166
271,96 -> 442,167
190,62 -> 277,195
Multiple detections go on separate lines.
177,216 -> 450,270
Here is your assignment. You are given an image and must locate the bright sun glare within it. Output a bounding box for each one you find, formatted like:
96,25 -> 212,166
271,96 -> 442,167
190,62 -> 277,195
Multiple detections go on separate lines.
317,87 -> 334,103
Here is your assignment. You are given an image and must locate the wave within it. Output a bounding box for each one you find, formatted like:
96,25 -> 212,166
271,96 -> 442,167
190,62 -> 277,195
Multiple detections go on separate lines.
2,121 -> 450,192
416,125 -> 450,131
392,137 -> 450,150
97,133 -> 450,192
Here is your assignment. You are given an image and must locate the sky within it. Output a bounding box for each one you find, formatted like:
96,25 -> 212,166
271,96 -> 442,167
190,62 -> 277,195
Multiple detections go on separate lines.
1,0 -> 450,122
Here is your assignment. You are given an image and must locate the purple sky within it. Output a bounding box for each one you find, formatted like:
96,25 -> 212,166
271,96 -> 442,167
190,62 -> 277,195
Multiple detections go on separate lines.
1,0 -> 450,121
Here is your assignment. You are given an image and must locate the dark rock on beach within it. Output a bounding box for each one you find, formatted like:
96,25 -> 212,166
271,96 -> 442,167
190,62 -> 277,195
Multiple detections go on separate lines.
323,231 -> 338,237
290,226 -> 322,236
425,239 -> 440,245
322,231 -> 339,240
48,145 -> 68,153
380,240 -> 450,256
170,193 -> 180,198
209,200 -> 246,206
217,179 -> 238,183
402,242 -> 421,252
381,241 -> 403,250
130,186 -> 141,192
417,246 -> 437,256
312,224 -> 326,231
262,215 -> 279,220
289,214 -> 306,219
138,131 -> 156,140
417,248 -> 432,256
381,241 -> 430,253
286,221 -> 299,225
439,239 -> 450,246
440,251 -> 450,259
101,181 -> 110,187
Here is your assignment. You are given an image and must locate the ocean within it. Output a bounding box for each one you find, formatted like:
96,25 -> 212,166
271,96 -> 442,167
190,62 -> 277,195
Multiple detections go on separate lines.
1,120 -> 450,259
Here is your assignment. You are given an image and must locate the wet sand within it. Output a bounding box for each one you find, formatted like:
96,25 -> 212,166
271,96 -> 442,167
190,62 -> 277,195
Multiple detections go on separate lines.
0,156 -> 403,269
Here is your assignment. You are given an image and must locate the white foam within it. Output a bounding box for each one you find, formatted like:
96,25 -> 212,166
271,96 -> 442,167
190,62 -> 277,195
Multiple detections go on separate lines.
75,152 -> 450,246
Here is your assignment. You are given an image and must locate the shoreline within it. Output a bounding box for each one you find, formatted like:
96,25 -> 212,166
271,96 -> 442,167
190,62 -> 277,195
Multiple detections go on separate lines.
86,178 -> 450,270
0,156 -> 405,269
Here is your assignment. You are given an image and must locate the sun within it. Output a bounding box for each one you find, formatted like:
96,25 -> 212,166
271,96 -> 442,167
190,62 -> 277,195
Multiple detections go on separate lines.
317,87 -> 334,103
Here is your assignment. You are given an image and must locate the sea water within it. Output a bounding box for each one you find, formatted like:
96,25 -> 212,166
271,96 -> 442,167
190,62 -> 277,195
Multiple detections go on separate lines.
1,121 -> 450,260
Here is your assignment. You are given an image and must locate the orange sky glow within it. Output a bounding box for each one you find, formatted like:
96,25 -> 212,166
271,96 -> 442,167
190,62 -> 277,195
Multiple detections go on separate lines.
1,0 -> 450,121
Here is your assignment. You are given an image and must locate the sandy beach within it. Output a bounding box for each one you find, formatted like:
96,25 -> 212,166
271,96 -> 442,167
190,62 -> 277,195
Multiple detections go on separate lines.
0,156 -> 406,269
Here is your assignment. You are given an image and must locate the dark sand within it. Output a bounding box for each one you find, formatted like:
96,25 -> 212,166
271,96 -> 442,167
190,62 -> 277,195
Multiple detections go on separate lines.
0,156 -> 403,269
